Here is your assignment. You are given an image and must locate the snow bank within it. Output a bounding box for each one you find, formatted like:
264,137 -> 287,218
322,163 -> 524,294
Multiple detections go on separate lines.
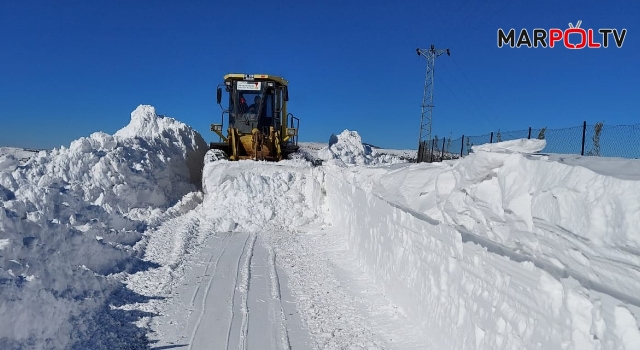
325,138 -> 640,350
201,154 -> 325,232
0,105 -> 207,349
317,130 -> 409,165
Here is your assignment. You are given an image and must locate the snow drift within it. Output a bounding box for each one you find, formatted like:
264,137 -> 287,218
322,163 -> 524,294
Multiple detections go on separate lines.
325,138 -> 640,350
0,105 -> 207,349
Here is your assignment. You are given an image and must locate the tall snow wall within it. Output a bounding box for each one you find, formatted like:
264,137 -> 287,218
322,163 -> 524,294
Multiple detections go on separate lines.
324,139 -> 640,350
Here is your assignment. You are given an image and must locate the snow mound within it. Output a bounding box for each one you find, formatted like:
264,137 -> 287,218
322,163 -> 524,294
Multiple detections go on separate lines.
0,105 -> 207,349
202,160 -> 325,232
317,130 -> 408,166
471,138 -> 546,154
116,105 -> 179,139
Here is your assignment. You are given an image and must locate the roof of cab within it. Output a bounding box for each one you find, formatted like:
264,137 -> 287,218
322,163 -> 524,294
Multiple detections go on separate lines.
223,73 -> 288,86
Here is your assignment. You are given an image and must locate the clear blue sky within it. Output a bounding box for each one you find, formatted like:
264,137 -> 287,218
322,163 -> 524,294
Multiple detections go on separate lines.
1,0 -> 638,150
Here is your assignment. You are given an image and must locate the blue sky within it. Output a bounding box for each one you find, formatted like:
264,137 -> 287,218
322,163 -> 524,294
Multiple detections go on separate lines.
1,0 -> 638,150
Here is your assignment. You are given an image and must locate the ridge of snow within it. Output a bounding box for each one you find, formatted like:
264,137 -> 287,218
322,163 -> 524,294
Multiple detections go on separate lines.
471,138 -> 546,154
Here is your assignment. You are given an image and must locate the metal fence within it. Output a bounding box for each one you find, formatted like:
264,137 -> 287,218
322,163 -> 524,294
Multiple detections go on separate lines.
417,122 -> 640,163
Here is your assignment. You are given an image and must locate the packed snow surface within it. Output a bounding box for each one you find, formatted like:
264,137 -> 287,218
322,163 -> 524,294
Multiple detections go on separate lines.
2,111 -> 640,350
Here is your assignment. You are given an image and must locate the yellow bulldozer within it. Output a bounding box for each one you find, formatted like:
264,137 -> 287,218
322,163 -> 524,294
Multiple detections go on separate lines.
210,73 -> 300,161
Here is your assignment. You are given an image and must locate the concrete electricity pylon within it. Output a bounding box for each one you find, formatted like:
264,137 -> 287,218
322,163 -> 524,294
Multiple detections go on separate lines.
416,45 -> 450,160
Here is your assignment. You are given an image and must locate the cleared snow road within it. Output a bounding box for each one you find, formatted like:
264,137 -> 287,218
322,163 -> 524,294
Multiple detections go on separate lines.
150,232 -> 314,350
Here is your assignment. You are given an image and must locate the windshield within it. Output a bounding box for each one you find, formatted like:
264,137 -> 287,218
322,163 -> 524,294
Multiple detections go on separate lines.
228,81 -> 275,132
232,91 -> 262,114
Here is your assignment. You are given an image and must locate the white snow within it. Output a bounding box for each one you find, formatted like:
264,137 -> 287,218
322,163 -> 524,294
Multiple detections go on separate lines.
0,105 -> 207,349
471,138 -> 546,154
323,136 -> 640,350
316,130 -> 413,165
2,110 -> 640,350
0,147 -> 40,166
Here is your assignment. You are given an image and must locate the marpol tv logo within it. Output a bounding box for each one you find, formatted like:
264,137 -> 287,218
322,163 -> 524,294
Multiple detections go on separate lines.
498,21 -> 627,49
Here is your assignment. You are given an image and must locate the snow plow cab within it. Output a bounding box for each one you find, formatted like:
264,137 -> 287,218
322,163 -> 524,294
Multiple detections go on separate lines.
210,73 -> 300,161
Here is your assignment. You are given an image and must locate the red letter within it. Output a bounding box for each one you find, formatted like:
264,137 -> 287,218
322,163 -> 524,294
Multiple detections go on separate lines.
588,29 -> 601,48
564,28 -> 587,49
549,29 -> 563,48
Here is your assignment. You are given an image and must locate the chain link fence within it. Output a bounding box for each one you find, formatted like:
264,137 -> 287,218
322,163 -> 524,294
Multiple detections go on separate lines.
417,122 -> 640,163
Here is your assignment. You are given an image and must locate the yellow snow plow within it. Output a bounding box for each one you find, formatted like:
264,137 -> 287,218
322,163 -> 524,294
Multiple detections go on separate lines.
210,73 -> 300,161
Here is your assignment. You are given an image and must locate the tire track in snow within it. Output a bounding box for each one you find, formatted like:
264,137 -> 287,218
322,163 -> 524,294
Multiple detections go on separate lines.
238,232 -> 257,350
267,243 -> 292,350
187,232 -> 233,350
226,232 -> 251,350
152,229 -> 314,349
188,232 -> 231,311
266,228 -> 388,350
267,248 -> 279,348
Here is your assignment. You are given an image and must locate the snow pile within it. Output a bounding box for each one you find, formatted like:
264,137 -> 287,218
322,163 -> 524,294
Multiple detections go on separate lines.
325,138 -> 640,350
317,130 -> 408,165
201,155 -> 325,232
0,105 -> 207,349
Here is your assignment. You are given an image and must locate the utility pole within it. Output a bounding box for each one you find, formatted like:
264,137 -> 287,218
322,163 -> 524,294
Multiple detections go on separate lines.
416,45 -> 450,162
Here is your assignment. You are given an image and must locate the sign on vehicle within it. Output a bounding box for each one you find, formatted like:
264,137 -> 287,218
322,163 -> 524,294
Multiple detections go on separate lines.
238,81 -> 261,91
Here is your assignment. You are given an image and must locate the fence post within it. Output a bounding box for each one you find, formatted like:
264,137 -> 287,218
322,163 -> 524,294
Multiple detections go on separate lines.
441,137 -> 446,161
430,139 -> 435,163
528,127 -> 532,139
581,121 -> 587,156
423,141 -> 427,162
490,132 -> 494,143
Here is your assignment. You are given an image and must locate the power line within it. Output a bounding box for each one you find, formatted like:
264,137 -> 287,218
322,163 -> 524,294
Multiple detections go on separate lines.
437,69 -> 495,133
449,56 -> 500,126
438,59 -> 500,132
